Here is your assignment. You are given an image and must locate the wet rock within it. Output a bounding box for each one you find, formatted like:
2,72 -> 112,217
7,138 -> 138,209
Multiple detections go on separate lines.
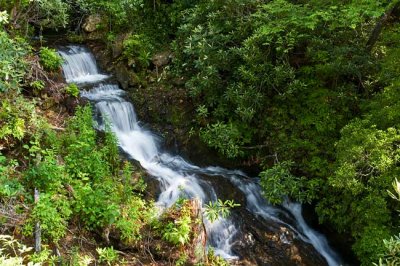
232,210 -> 328,266
83,14 -> 102,33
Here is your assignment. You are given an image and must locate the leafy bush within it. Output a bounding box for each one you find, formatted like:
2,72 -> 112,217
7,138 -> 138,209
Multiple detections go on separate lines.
0,96 -> 45,143
65,83 -> 79,97
34,0 -> 70,29
204,199 -> 240,222
260,161 -> 318,205
0,153 -> 23,199
24,150 -> 66,192
161,201 -> 192,246
122,34 -> 154,69
39,47 -> 63,71
24,193 -> 72,242
0,31 -> 28,92
96,246 -> 118,265
0,235 -> 32,266
200,122 -> 247,158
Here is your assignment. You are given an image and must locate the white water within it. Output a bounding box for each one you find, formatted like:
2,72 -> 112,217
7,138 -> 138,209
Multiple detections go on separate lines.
59,45 -> 342,265
59,46 -> 109,84
283,201 -> 342,266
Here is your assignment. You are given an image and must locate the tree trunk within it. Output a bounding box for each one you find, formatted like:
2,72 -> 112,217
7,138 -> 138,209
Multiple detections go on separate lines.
34,188 -> 41,253
366,1 -> 400,52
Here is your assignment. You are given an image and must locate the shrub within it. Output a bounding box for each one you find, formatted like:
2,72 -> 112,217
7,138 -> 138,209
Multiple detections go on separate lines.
122,34 -> 154,69
65,83 -> 79,97
0,31 -> 28,92
24,193 -> 72,243
39,47 -> 63,71
0,153 -> 23,198
161,201 -> 192,246
96,246 -> 118,265
0,96 -> 46,143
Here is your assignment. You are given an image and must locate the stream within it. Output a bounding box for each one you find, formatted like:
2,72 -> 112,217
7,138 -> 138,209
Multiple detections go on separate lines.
59,45 -> 343,266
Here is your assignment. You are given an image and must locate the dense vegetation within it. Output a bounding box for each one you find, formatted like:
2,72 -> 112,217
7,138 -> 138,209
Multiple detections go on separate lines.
0,3 -> 227,265
2,0 -> 400,265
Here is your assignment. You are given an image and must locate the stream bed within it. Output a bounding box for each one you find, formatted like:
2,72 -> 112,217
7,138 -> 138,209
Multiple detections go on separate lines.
59,45 -> 343,266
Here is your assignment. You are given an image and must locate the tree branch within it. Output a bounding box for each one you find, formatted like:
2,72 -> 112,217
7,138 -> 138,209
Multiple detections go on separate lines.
366,1 -> 400,52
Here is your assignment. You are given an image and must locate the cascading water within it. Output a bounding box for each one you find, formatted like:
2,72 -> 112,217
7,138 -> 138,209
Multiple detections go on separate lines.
59,45 -> 342,265
59,46 -> 109,84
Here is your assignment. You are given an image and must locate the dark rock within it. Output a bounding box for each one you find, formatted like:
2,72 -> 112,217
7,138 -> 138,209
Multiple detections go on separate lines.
114,62 -> 138,89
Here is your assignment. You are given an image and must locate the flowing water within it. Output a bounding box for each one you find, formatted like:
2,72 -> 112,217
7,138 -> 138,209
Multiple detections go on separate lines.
59,45 -> 342,265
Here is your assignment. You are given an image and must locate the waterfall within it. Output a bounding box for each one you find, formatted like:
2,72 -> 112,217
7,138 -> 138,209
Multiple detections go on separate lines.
59,46 -> 109,84
59,45 -> 342,265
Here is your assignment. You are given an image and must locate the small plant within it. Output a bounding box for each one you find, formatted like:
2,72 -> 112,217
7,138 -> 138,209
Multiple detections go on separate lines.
0,31 -> 27,92
65,83 -> 79,97
39,47 -> 63,71
30,80 -> 45,91
122,34 -> 154,69
0,10 -> 9,26
162,201 -> 192,246
96,246 -> 118,265
176,253 -> 188,266
30,80 -> 45,96
204,199 -> 240,222
207,248 -> 230,266
0,154 -> 23,198
0,235 -> 32,265
0,97 -> 38,141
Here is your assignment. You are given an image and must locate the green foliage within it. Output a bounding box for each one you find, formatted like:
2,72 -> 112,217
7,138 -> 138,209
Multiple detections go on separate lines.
34,0 -> 70,29
260,161 -> 317,205
96,246 -> 118,265
0,104 -> 152,248
207,248 -> 229,266
315,116 -> 400,264
30,80 -> 45,94
352,225 -> 392,265
75,0 -> 144,29
115,196 -> 151,243
122,34 -> 154,70
0,11 -> 9,26
176,253 -> 188,266
204,199 -> 240,222
0,31 -> 28,92
161,200 -> 192,246
375,234 -> 400,266
29,247 -> 58,265
200,122 -> 247,158
65,83 -> 79,97
39,47 -> 63,71
170,0 -> 384,168
0,154 -> 23,199
73,182 -> 120,229
25,193 -> 71,242
0,234 -> 33,266
25,150 -> 66,192
0,96 -> 45,143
